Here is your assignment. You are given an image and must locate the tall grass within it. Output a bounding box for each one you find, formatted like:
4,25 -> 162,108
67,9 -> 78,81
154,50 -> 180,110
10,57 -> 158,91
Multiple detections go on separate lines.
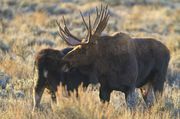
0,85 -> 179,119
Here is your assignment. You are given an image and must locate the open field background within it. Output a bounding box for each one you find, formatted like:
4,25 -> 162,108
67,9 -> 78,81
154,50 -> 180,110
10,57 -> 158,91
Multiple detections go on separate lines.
0,0 -> 180,119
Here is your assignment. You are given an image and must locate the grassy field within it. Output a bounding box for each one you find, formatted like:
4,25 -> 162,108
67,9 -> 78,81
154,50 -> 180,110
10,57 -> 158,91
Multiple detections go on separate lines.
0,0 -> 180,119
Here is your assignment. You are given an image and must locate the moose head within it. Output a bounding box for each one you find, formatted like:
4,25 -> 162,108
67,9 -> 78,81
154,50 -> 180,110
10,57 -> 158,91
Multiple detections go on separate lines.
56,5 -> 110,67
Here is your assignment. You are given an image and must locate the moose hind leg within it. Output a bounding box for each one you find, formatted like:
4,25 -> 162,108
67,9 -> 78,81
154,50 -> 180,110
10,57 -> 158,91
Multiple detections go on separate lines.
48,83 -> 58,105
140,84 -> 155,107
152,73 -> 166,102
153,59 -> 168,102
33,84 -> 45,110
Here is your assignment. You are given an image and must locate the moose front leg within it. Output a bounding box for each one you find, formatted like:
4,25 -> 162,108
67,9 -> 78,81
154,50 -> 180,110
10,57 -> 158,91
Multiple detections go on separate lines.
48,83 -> 58,106
99,85 -> 112,103
33,85 -> 45,111
125,88 -> 138,110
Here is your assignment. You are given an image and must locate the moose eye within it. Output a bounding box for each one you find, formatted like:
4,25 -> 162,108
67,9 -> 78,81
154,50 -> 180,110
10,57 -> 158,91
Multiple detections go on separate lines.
78,47 -> 87,54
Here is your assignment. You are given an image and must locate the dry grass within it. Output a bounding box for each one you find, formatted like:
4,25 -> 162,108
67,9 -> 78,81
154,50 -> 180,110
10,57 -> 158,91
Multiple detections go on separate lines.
0,85 -> 179,119
0,0 -> 179,119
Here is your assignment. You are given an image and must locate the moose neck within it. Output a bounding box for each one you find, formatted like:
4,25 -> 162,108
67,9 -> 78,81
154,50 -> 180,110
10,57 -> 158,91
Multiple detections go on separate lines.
93,33 -> 133,75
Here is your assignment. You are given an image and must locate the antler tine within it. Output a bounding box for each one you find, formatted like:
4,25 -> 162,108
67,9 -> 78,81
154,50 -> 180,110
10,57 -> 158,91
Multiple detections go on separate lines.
92,7 -> 100,29
62,16 -> 71,36
101,5 -> 108,23
56,20 -> 73,45
56,20 -> 62,37
80,11 -> 89,31
92,5 -> 103,29
100,4 -> 103,15
80,11 -> 91,42
99,5 -> 106,23
62,16 -> 71,35
88,14 -> 92,37
56,17 -> 84,46
93,4 -> 109,36
56,20 -> 66,38
62,16 -> 81,42
98,5 -> 109,31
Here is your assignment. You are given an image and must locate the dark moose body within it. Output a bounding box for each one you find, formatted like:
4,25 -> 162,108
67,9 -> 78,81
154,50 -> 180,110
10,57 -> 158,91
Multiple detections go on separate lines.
57,5 -> 170,108
33,48 -> 95,108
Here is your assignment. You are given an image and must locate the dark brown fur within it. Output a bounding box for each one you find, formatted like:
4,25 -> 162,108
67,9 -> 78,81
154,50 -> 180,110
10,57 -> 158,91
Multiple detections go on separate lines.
63,33 -> 170,107
33,48 -> 97,109
57,5 -> 170,108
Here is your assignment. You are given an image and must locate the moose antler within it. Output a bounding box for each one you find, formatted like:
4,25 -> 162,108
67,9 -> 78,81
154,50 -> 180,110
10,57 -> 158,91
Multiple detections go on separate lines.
80,5 -> 109,41
57,5 -> 109,46
93,5 -> 109,36
56,17 -> 85,46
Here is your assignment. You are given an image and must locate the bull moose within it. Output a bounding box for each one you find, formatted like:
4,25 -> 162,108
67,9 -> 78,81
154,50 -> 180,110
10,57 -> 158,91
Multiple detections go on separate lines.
33,48 -> 97,109
56,5 -> 170,108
